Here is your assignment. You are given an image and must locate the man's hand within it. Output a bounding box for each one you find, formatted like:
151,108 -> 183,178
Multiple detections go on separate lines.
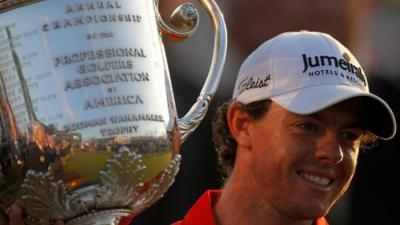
0,203 -> 24,225
8,203 -> 24,225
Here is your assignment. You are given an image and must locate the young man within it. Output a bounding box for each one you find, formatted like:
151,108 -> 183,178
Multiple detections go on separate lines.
1,31 -> 397,225
174,31 -> 396,225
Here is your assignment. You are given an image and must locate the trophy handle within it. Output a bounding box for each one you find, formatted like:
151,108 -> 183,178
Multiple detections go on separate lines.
155,0 -> 228,143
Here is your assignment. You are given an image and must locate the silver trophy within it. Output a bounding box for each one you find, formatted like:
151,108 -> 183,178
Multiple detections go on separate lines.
0,0 -> 227,224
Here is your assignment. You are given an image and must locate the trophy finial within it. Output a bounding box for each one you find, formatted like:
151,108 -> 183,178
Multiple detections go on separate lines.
169,3 -> 199,32
155,1 -> 199,41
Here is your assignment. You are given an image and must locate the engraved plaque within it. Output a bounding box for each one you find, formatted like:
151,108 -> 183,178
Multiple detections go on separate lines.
1,0 -> 170,140
0,0 -> 227,224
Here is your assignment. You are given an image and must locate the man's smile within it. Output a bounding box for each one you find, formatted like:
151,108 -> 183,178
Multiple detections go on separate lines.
297,171 -> 333,187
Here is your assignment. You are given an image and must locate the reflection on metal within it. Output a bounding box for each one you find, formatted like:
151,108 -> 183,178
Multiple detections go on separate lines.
0,72 -> 18,142
64,209 -> 131,225
169,3 -> 199,32
95,145 -> 146,208
5,27 -> 38,124
0,0 -> 226,223
128,153 -> 181,213
176,0 -> 227,142
155,0 -> 199,41
20,146 -> 181,224
21,170 -> 88,220
155,0 -> 228,143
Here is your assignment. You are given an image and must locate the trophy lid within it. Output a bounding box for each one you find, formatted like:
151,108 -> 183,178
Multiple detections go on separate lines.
0,0 -> 40,13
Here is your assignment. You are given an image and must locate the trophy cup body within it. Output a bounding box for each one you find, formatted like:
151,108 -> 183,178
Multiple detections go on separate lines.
0,0 -> 227,224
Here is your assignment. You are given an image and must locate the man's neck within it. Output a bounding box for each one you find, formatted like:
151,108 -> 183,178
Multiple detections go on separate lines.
213,167 -> 313,225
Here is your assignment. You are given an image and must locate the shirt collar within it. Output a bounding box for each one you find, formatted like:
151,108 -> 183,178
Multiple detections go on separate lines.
178,190 -> 222,225
176,190 -> 329,225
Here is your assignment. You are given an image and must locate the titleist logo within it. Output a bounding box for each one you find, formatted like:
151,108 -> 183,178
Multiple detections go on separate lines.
237,74 -> 271,95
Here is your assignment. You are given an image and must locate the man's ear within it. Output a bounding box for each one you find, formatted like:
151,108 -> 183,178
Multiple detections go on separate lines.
227,102 -> 252,149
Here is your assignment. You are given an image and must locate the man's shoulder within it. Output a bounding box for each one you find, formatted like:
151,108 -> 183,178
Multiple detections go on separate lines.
172,190 -> 222,225
314,217 -> 329,225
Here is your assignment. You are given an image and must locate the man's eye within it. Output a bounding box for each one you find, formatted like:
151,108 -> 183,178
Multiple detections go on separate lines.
341,130 -> 363,143
297,122 -> 318,131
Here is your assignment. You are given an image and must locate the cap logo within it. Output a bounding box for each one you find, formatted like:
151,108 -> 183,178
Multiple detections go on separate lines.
343,52 -> 351,61
237,74 -> 271,95
301,53 -> 366,86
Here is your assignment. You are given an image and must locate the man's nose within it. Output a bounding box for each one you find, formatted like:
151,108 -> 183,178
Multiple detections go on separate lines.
315,130 -> 344,164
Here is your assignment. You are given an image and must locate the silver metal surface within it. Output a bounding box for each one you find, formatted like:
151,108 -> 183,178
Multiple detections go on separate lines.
155,0 -> 198,41
0,0 -> 227,224
176,0 -> 228,142
0,0 -> 42,13
156,0 -> 227,142
169,3 -> 199,33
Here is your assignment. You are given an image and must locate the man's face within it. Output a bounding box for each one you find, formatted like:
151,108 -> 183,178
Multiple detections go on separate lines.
245,99 -> 363,220
33,125 -> 46,143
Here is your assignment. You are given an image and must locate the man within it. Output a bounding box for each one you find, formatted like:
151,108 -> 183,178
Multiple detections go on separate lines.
23,123 -> 53,173
1,31 -> 397,225
174,31 -> 396,225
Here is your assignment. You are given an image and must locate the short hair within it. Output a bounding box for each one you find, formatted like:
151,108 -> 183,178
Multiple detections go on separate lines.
211,100 -> 272,180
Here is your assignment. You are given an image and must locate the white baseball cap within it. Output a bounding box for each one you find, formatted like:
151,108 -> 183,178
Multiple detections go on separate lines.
233,31 -> 396,140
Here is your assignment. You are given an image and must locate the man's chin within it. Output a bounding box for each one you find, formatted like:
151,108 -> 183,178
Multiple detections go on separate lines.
293,203 -> 332,220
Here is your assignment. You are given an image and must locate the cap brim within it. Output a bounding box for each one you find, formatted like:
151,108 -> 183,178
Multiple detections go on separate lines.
271,85 -> 397,140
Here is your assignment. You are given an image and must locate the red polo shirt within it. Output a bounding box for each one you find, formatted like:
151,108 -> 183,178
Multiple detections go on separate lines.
173,190 -> 330,225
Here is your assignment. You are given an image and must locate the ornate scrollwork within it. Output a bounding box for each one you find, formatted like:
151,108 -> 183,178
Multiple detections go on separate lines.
20,171 -> 88,222
19,146 -> 181,225
129,153 -> 181,213
95,146 -> 146,208
155,0 -> 199,41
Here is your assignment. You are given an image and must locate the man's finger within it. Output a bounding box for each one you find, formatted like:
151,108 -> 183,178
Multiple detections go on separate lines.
9,204 -> 24,225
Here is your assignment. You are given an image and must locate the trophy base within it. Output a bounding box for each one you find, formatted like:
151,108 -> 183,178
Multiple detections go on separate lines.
64,209 -> 132,225
26,208 -> 133,225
